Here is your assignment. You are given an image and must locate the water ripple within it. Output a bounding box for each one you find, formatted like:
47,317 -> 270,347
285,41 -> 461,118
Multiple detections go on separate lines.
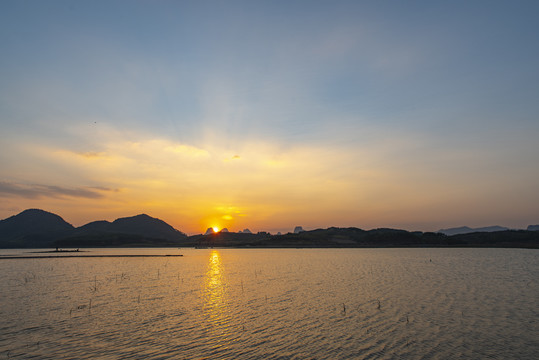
0,248 -> 537,359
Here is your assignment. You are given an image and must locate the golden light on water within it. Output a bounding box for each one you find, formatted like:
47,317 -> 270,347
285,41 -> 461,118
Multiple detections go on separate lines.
206,250 -> 223,291
203,250 -> 230,336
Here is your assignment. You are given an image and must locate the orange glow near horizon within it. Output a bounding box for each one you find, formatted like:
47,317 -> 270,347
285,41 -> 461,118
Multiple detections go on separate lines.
1,135 -> 537,235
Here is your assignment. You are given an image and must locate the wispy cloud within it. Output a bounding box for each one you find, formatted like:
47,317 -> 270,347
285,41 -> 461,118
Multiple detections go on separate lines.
76,151 -> 108,159
0,181 -> 117,200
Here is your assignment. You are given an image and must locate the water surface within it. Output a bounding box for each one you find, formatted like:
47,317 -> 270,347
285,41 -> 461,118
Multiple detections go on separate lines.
1,248 -> 537,359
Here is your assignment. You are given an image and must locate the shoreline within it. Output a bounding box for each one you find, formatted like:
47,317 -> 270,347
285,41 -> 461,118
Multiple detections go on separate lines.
0,254 -> 183,260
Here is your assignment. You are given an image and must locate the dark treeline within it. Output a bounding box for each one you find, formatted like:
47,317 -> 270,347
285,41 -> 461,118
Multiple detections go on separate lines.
191,227 -> 539,249
1,209 -> 538,249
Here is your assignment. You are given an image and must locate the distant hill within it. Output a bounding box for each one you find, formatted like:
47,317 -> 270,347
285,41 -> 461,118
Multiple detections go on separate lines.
527,225 -> 539,231
438,226 -> 509,236
89,214 -> 186,240
192,227 -> 538,249
0,209 -> 74,248
1,209 -> 538,249
0,210 -> 187,248
59,214 -> 188,247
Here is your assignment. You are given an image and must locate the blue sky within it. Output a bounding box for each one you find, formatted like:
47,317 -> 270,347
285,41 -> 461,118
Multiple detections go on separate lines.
1,1 -> 538,233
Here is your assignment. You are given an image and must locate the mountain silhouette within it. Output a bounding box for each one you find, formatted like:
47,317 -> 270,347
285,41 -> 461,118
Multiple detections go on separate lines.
74,214 -> 187,241
437,225 -> 509,236
0,209 -> 74,247
1,209 -> 538,249
0,209 -> 187,248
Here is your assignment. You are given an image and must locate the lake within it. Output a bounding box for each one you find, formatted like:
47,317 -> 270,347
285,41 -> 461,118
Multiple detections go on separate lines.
1,248 -> 537,359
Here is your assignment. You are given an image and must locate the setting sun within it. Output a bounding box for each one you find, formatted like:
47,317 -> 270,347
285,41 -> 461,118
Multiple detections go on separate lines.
212,226 -> 220,233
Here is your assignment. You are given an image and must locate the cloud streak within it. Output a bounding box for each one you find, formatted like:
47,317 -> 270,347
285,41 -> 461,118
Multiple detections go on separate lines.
0,181 -> 117,200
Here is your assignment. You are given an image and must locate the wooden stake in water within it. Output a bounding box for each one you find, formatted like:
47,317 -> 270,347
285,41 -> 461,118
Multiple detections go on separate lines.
90,276 -> 98,292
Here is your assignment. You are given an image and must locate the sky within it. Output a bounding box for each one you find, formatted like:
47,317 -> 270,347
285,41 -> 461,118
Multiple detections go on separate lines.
1,0 -> 538,234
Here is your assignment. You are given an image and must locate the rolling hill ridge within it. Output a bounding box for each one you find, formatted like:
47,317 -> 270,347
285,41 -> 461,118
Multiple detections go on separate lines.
0,210 -> 187,248
1,209 -> 538,249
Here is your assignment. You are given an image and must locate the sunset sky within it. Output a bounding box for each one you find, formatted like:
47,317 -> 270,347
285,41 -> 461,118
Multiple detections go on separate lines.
1,1 -> 538,234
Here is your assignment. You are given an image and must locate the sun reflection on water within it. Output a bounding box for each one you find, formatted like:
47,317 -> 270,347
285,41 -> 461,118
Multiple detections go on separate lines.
203,250 -> 231,335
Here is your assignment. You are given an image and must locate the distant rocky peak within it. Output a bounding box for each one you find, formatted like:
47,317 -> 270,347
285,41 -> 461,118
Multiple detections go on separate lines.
438,225 -> 509,236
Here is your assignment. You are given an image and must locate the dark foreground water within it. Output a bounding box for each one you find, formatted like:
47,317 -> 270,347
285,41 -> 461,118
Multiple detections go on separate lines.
1,248 -> 537,359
